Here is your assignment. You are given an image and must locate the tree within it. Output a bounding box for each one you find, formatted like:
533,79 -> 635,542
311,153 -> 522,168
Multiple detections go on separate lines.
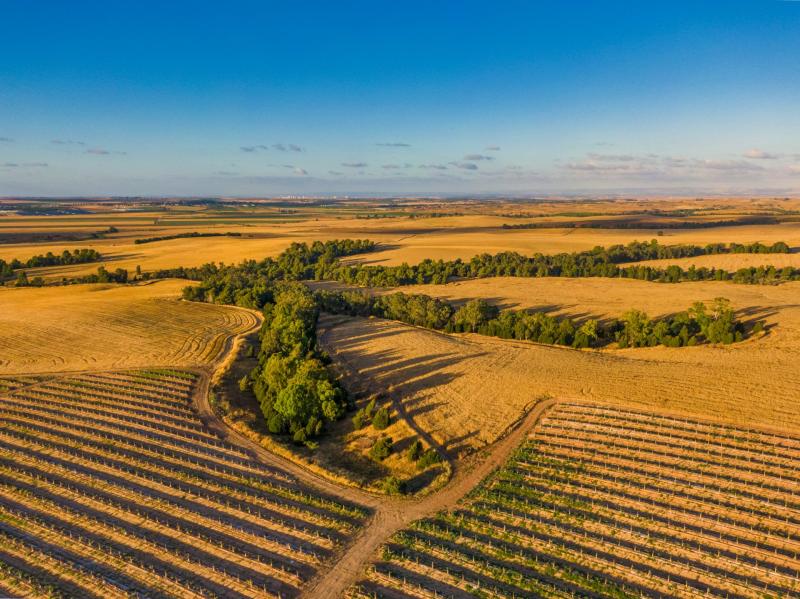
407,439 -> 423,461
372,407 -> 390,430
453,299 -> 499,332
370,436 -> 393,461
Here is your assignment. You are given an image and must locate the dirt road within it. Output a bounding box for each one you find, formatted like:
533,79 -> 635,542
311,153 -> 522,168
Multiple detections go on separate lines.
189,311 -> 558,596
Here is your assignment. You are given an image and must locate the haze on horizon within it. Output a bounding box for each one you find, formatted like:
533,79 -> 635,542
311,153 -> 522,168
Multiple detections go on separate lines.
1,0 -> 799,197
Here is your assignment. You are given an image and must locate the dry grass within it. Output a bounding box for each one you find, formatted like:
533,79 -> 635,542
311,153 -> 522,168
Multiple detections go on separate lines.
0,280 -> 259,375
4,199 -> 800,281
318,279 -> 800,455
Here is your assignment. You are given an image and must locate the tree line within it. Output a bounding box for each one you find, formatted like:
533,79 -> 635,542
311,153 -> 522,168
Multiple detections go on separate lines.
501,217 -> 779,230
173,239 -> 798,300
310,239 -> 796,287
134,231 -> 242,244
315,289 -> 751,349
1,248 -> 101,283
178,239 -> 756,442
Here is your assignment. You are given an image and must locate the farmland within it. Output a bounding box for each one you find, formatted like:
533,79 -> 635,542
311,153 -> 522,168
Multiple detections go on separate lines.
4,198 -> 800,283
3,196 -> 800,597
0,369 -> 369,598
0,280 -> 259,375
350,401 -> 800,598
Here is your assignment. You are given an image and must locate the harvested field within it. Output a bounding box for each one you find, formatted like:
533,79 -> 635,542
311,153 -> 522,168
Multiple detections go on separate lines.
350,402 -> 800,598
318,304 -> 800,454
0,280 -> 259,375
384,276 -> 800,327
5,201 -> 800,281
0,369 -> 368,598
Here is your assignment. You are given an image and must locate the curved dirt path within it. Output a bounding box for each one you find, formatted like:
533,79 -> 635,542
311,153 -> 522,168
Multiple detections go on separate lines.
302,396 -> 557,598
9,301 -> 556,596
187,309 -> 559,596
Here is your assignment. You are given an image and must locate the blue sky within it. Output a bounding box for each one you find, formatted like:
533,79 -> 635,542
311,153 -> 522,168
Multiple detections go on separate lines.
1,0 -> 799,196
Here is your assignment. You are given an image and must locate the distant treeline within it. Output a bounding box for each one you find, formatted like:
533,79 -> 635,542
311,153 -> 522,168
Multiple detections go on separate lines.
316,290 -> 750,348
311,240 -> 796,287
1,248 -> 101,282
15,265 -> 129,287
170,239 -> 798,305
501,216 -> 779,230
134,231 -> 242,244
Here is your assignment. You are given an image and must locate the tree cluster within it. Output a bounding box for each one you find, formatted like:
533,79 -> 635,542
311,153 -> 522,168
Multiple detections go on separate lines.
615,298 -> 743,347
180,239 -> 375,307
247,283 -> 348,444
1,248 -> 101,283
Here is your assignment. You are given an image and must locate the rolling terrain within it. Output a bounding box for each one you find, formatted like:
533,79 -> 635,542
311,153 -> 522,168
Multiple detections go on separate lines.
0,280 -> 259,375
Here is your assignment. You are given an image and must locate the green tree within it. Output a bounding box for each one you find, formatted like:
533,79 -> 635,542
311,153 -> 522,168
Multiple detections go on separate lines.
372,407 -> 390,430
453,299 -> 499,332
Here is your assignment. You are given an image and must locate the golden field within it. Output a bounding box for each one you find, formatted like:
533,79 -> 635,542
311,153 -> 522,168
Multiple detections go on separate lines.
0,279 -> 259,375
319,277 -> 800,455
2,198 -> 800,281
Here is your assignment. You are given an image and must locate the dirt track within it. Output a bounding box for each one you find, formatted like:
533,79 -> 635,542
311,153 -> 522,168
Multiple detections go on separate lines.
14,306 -> 557,597
188,310 -> 558,597
196,372 -> 555,597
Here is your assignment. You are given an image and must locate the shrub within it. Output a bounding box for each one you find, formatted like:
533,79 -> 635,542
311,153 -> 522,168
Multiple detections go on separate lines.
370,436 -> 393,461
364,398 -> 376,419
407,439 -> 423,461
417,448 -> 442,470
372,407 -> 390,430
238,375 -> 250,392
352,409 -> 366,429
381,476 -> 406,495
292,428 -> 307,445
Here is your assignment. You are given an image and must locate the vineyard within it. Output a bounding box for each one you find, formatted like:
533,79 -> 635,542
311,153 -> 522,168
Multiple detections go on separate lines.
0,369 -> 368,598
0,280 -> 260,375
350,402 -> 800,598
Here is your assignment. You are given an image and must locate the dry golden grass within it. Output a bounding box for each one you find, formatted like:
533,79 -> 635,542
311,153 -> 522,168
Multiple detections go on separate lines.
318,278 -> 800,456
0,280 -> 259,375
4,199 -> 800,281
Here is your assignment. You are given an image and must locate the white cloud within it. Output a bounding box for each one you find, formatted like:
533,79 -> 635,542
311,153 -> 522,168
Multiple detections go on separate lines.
744,148 -> 780,160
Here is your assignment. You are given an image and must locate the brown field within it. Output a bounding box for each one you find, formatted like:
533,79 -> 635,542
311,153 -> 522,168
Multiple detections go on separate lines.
3,198 -> 800,281
0,280 -> 259,375
5,196 -> 800,597
318,277 -> 800,454
385,275 -> 800,324
0,369 -> 368,598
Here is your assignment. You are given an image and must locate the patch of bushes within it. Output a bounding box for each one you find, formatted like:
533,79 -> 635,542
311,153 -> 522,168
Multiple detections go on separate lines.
407,439 -> 424,462
381,476 -> 406,495
370,436 -> 393,461
249,283 -> 348,442
417,448 -> 442,470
